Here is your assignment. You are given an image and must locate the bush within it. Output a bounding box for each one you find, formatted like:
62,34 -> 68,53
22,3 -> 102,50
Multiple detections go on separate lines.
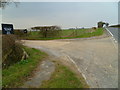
2,35 -> 23,69
40,29 -> 61,38
31,26 -> 62,38
14,30 -> 27,37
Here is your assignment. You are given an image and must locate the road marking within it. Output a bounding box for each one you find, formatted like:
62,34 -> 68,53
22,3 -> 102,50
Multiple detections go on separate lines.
114,40 -> 117,43
65,55 -> 89,85
105,28 -> 118,49
105,28 -> 113,37
105,28 -> 117,43
109,37 -> 117,49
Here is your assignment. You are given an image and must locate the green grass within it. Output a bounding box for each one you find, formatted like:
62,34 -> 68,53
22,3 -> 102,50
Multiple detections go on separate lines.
61,29 -> 91,36
40,63 -> 89,88
76,28 -> 104,38
2,46 -> 48,88
2,46 -> 89,88
23,28 -> 104,40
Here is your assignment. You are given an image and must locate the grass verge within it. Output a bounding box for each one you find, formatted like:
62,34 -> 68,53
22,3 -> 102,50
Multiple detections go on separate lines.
2,46 -> 48,88
23,28 -> 104,40
40,62 -> 89,88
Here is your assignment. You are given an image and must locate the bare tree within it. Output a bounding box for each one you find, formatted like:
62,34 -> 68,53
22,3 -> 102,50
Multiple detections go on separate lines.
105,23 -> 109,27
31,26 -> 62,38
0,0 -> 19,9
40,26 -> 62,38
97,21 -> 106,28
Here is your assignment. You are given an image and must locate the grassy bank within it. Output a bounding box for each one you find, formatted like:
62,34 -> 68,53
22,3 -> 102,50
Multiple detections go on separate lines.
40,62 -> 89,88
2,35 -> 24,69
22,28 -> 104,40
2,46 -> 47,88
2,46 -> 89,88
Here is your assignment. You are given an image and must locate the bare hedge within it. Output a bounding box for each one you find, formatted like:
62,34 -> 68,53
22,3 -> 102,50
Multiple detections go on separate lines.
2,35 -> 23,69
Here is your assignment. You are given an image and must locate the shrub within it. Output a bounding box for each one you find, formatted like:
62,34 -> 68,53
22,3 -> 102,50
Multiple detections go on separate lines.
2,35 -> 23,69
14,30 -> 28,37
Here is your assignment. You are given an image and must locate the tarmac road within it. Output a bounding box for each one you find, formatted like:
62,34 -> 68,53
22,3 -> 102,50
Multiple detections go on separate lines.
23,36 -> 118,88
106,27 -> 119,43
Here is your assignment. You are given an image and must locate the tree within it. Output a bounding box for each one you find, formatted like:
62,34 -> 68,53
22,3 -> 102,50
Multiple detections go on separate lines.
0,0 -> 19,9
105,23 -> 109,27
31,26 -> 61,38
97,21 -> 106,28
40,26 -> 61,38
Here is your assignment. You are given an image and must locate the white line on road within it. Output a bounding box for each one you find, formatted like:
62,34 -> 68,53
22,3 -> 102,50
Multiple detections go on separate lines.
65,54 -> 89,85
105,28 -> 113,37
105,28 -> 118,49
110,37 -> 118,50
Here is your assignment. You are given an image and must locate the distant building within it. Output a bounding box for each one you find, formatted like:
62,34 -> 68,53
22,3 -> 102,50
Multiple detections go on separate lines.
31,26 -> 61,31
69,28 -> 75,30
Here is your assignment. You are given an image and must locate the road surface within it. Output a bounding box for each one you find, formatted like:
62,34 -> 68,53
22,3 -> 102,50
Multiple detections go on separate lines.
23,35 -> 118,88
106,27 -> 119,43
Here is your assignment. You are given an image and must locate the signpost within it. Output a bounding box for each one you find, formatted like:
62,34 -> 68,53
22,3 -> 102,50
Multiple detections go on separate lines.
2,24 -> 14,34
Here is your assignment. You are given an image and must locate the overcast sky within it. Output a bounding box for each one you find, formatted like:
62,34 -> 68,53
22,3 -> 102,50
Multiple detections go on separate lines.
1,2 -> 118,29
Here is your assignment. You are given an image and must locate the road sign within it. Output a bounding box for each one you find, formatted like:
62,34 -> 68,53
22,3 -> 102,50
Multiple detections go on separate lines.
2,24 -> 14,34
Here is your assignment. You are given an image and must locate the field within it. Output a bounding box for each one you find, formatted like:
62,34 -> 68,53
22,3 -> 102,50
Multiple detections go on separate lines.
20,28 -> 104,40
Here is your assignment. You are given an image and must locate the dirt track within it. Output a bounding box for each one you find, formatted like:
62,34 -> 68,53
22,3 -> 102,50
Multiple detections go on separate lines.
22,36 -> 118,88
